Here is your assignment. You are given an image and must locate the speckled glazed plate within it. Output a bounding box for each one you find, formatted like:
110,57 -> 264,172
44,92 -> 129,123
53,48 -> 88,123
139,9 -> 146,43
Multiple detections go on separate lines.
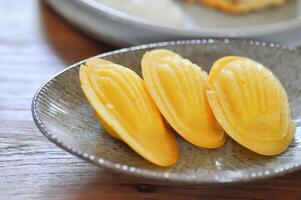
32,39 -> 301,183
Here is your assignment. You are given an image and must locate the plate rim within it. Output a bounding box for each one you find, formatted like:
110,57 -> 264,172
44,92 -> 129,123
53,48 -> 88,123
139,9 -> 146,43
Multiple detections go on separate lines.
78,0 -> 301,37
32,39 -> 301,184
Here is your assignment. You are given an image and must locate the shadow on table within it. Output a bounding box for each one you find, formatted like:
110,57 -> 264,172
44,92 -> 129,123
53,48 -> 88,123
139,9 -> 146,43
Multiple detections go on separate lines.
39,0 -> 114,65
48,168 -> 301,200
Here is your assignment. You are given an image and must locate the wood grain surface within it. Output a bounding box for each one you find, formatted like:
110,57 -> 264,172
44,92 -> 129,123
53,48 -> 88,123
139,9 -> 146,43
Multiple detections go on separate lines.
0,0 -> 300,199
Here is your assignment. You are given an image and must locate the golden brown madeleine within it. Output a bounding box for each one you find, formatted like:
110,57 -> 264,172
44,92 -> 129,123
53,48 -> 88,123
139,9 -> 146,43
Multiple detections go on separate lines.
80,58 -> 179,166
85,59 -> 122,140
207,56 -> 295,155
186,0 -> 285,14
142,49 -> 225,148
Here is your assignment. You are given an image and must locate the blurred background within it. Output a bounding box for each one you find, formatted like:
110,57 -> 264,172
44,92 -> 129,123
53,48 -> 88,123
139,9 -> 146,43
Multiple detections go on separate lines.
47,0 -> 301,47
6,0 -> 301,65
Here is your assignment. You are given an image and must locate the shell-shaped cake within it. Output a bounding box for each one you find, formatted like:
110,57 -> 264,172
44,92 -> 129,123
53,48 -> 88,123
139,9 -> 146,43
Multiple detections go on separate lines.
79,58 -> 179,166
142,49 -> 226,148
207,56 -> 295,155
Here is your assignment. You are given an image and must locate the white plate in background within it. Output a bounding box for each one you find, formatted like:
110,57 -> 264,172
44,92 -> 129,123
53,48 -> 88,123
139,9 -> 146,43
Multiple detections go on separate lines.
46,0 -> 301,46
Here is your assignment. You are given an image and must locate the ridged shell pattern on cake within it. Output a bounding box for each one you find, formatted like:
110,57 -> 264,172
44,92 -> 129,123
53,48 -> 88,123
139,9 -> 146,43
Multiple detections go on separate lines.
79,58 -> 179,166
142,49 -> 225,148
207,56 -> 295,155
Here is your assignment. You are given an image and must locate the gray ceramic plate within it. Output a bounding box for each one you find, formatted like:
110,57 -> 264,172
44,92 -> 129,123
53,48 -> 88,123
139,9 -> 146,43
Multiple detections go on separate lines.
32,39 -> 301,183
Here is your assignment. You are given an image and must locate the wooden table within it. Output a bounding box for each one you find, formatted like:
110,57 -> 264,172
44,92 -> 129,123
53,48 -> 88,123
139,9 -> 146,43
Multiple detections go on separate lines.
1,0 -> 301,199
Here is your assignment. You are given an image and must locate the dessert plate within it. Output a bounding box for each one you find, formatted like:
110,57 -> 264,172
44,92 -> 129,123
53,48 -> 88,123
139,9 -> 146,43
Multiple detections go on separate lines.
32,39 -> 301,183
46,0 -> 301,46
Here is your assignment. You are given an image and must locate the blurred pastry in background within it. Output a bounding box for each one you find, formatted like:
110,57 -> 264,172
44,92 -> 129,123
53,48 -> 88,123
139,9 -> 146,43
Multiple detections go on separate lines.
185,0 -> 286,14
